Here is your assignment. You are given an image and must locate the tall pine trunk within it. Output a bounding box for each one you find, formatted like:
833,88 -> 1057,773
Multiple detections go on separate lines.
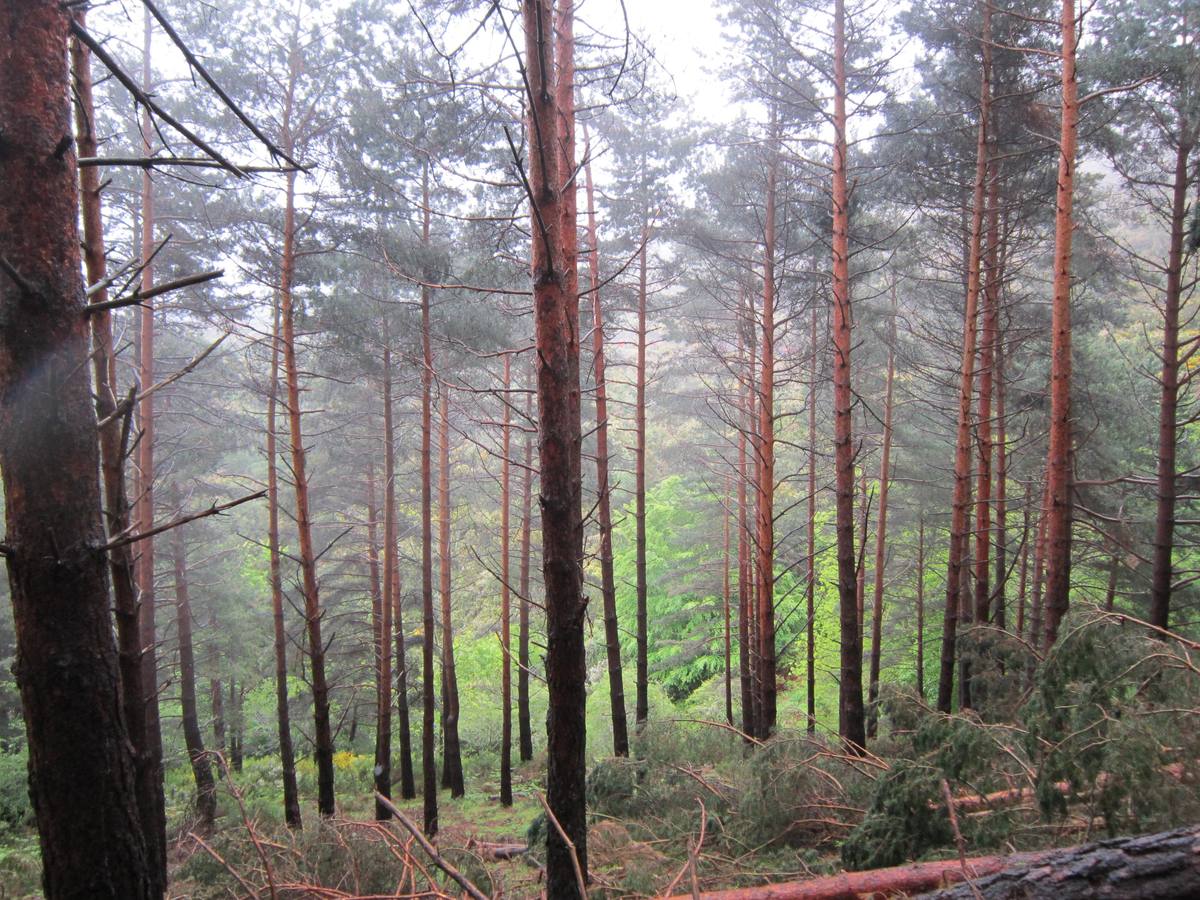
0,4 -> 154,891
1149,138 -> 1193,632
266,295 -> 302,828
1042,0 -> 1081,648
518,391 -> 535,762
500,356 -> 514,804
807,307 -> 819,733
526,0 -> 588,890
584,142 -> 629,756
737,296 -> 754,738
438,389 -> 465,797
634,221 -> 650,727
420,161 -> 439,834
367,456 -> 391,820
832,0 -> 865,749
937,0 -> 992,713
756,134 -> 778,736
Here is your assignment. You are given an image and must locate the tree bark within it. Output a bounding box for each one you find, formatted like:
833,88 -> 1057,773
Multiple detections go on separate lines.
584,141 -> 630,756
1041,0 -> 1081,649
0,4 -> 155,892
807,307 -> 819,733
170,505 -> 216,831
367,456 -> 391,820
738,294 -> 755,739
420,161 -> 439,835
1149,138 -> 1193,632
500,355 -> 514,805
867,295 -> 897,738
938,0 -> 992,713
974,171 -> 1001,624
724,474 -> 734,727
266,293 -> 302,829
635,219 -> 651,727
832,0 -> 865,751
438,388 -> 465,798
518,391 -> 535,762
525,0 -> 588,891
916,518 -> 926,700
279,64 -> 335,812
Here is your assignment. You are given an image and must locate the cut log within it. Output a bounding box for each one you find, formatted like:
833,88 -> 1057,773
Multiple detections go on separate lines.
667,824 -> 1200,900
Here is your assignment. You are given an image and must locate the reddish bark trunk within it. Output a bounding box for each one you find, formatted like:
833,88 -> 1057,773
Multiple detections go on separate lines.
867,296 -> 897,738
757,136 -> 779,736
832,0 -> 865,750
279,83 -> 335,814
1030,477 -> 1050,648
1149,138 -> 1193,632
1041,0 -> 1081,649
974,171 -> 1001,623
526,0 -> 588,890
438,389 -> 465,797
992,305 -> 1008,629
738,295 -> 754,738
938,0 -> 992,713
807,307 -> 819,733
266,295 -> 302,828
170,504 -> 216,830
584,142 -> 630,755
0,5 -> 154,891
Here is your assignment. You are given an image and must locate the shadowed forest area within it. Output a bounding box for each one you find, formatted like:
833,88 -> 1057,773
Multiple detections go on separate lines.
1,0 -> 1199,897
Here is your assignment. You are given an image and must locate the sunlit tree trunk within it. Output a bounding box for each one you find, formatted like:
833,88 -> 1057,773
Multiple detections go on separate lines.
584,143 -> 629,756
1042,0 -> 1081,648
938,0 -> 992,713
832,0 -> 865,749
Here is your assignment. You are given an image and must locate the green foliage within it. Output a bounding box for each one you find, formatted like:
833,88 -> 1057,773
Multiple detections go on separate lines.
841,760 -> 950,869
0,751 -> 32,835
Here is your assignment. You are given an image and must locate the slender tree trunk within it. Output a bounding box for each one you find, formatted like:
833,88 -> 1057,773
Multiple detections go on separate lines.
1149,138 -> 1193,632
230,682 -> 243,772
420,163 -> 439,835
367,457 -> 391,819
72,19 -> 164,880
738,297 -> 754,738
1017,497 -> 1031,638
635,220 -> 651,727
518,392 -> 535,762
211,670 -> 226,762
1042,0 -> 1081,648
172,513 -> 217,830
438,389 -> 465,797
584,143 -> 630,755
857,469 -> 868,650
832,0 -> 865,750
938,0 -> 992,713
0,7 -> 154,891
747,315 -> 762,738
134,10 -> 168,884
392,540 -> 416,800
807,306 -> 819,733
527,0 -> 588,889
1105,553 -> 1119,612
974,172 -> 1001,623
757,134 -> 779,736
916,518 -> 926,700
1030,477 -> 1051,651
992,304 -> 1008,629
867,295 -> 897,738
500,356 -> 514,805
724,474 -> 734,727
279,80 -> 335,814
266,295 -> 302,829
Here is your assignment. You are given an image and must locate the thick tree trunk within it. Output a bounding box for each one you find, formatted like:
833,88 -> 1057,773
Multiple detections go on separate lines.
938,0 -> 992,713
832,0 -> 865,750
668,824 -> 1200,900
280,143 -> 335,816
584,145 -> 630,756
438,389 -> 465,797
72,18 -> 164,881
1149,138 -> 1192,632
133,9 -> 168,885
0,6 -> 155,893
518,392 -> 535,762
1041,0 -> 1081,649
807,307 -> 819,733
757,136 -> 779,736
526,0 -> 588,891
420,161 -> 439,835
867,297 -> 897,738
500,355 -> 514,805
266,295 -> 302,829
170,510 -> 216,830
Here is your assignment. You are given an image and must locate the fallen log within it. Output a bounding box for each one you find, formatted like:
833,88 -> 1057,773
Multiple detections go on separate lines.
666,823 -> 1200,900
